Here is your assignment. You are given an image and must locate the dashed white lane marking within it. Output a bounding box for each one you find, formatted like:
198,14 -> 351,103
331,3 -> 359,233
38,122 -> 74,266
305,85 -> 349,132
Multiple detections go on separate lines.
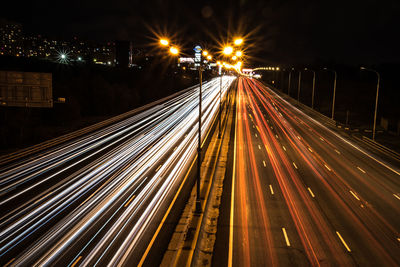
258,145 -> 262,150
263,160 -> 267,167
282,146 -> 286,151
336,231 -> 351,252
357,167 -> 366,174
255,133 -> 258,137
394,194 -> 400,200
320,137 -> 325,142
282,228 -> 291,246
308,147 -> 313,153
307,187 -> 315,198
350,190 -> 360,201
155,165 -> 162,172
269,185 -> 274,195
324,164 -> 331,171
335,149 -> 341,154
293,162 -> 298,169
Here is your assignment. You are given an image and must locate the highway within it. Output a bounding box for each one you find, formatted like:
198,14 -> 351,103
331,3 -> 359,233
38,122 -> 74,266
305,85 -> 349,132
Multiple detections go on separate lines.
214,77 -> 400,266
0,76 -> 235,266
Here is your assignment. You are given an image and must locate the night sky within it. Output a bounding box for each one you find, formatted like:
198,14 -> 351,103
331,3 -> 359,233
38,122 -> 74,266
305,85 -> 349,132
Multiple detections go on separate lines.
1,0 -> 399,66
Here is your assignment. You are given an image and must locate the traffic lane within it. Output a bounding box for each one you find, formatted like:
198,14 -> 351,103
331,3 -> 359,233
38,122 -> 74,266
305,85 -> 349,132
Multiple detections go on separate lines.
250,78 -> 400,263
257,83 -> 400,241
238,85 -> 312,266
244,78 -> 354,265
0,97 -> 188,217
6,77 -> 235,266
0,77 -> 231,266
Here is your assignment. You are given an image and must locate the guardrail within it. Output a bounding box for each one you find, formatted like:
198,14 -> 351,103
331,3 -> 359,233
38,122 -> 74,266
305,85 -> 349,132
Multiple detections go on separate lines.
357,136 -> 400,162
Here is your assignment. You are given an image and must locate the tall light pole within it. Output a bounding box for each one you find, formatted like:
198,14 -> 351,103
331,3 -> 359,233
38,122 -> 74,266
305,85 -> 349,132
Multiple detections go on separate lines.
219,65 -> 222,139
305,68 -> 316,109
297,71 -> 302,101
288,68 -> 294,95
360,67 -> 380,141
323,68 -> 337,120
196,65 -> 203,213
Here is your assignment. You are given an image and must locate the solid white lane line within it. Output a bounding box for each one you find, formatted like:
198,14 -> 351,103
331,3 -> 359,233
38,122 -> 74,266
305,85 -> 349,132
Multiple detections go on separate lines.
307,187 -> 315,198
282,228 -> 291,246
293,162 -> 298,169
350,190 -> 360,201
269,185 -> 274,195
357,167 -> 366,174
336,231 -> 351,252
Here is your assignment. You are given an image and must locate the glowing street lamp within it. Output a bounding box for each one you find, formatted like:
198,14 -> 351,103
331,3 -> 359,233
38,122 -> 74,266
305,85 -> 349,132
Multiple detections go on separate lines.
202,50 -> 208,56
169,46 -> 179,55
232,55 -> 237,61
207,55 -> 212,60
234,38 -> 243,46
223,46 -> 233,55
160,39 -> 169,46
235,51 -> 243,57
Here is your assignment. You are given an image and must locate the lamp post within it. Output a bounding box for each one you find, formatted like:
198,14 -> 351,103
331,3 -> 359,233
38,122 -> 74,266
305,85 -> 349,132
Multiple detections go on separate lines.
218,63 -> 222,139
297,71 -> 302,101
360,67 -> 380,141
304,68 -> 316,109
288,68 -> 294,95
323,68 -> 337,120
196,65 -> 203,212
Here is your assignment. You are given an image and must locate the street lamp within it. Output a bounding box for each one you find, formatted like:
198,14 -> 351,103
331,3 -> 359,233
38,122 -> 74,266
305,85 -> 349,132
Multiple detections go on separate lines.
288,68 -> 294,95
223,46 -> 233,55
323,68 -> 337,120
160,39 -> 169,46
235,51 -> 243,57
304,68 -> 316,109
360,67 -> 380,141
297,70 -> 302,101
234,38 -> 243,46
169,46 -> 179,55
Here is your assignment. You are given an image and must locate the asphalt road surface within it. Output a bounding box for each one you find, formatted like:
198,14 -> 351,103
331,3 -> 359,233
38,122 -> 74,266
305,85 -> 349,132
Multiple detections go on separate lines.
0,76 -> 235,266
214,77 -> 400,266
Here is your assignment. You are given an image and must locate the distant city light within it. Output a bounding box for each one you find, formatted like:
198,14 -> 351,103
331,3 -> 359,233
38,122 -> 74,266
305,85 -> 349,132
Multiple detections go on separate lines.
61,54 -> 66,59
232,55 -> 237,60
202,51 -> 208,56
77,56 -> 82,61
207,55 -> 212,60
